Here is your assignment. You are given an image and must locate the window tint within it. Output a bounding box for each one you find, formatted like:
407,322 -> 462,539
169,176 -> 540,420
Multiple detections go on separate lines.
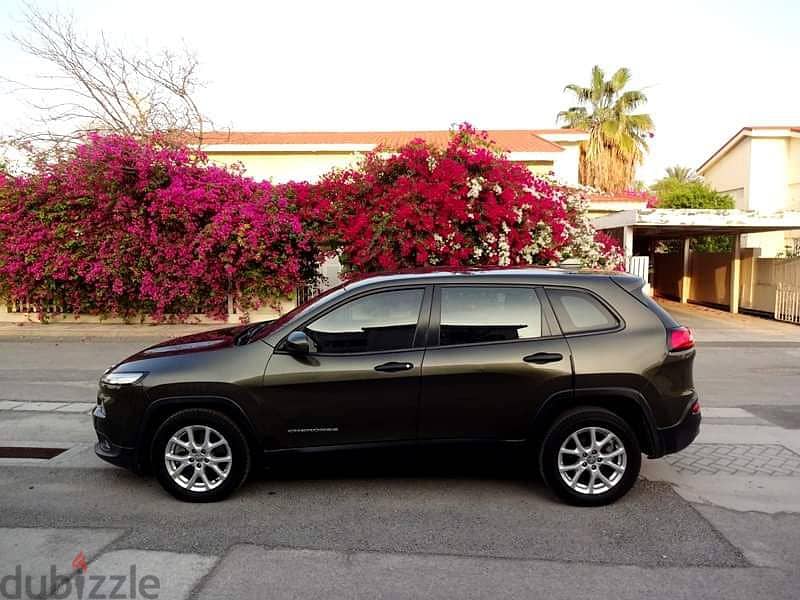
304,289 -> 423,354
547,288 -> 618,334
439,286 -> 542,346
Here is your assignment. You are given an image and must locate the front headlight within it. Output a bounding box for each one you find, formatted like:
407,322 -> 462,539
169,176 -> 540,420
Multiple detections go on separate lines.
100,371 -> 147,385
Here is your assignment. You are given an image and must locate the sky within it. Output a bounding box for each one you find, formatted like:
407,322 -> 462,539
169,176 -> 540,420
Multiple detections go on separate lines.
1,0 -> 799,183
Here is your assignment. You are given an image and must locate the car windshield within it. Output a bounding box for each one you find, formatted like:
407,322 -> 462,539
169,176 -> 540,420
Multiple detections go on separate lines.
245,282 -> 349,344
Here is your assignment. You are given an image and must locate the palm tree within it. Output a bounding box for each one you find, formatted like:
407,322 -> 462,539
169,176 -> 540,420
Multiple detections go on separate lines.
664,165 -> 700,183
558,66 -> 654,192
651,165 -> 702,195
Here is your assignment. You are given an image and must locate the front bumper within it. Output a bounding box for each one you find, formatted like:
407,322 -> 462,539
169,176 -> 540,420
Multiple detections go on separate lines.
94,439 -> 139,470
657,400 -> 701,455
93,404 -> 140,471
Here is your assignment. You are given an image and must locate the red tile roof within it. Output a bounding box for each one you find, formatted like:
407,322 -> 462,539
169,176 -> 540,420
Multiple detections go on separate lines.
529,128 -> 585,134
202,130 -> 568,153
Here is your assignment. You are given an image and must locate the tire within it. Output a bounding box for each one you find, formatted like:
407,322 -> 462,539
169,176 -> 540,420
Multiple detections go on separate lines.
151,408 -> 251,502
539,407 -> 641,506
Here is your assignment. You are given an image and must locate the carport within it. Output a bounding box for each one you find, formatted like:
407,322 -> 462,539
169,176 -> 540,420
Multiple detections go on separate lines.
592,209 -> 800,314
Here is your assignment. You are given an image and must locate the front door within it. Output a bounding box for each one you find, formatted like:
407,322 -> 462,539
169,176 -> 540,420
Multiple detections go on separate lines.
262,287 -> 430,448
418,285 -> 573,440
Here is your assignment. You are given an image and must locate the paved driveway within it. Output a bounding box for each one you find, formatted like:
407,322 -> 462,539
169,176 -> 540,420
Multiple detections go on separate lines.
657,298 -> 800,344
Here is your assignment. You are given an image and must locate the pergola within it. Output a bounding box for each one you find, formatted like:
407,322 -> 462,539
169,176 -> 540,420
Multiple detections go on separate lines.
592,209 -> 800,313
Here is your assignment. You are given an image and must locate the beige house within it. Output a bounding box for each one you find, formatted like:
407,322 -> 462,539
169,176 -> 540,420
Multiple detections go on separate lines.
698,126 -> 800,256
201,128 -> 588,185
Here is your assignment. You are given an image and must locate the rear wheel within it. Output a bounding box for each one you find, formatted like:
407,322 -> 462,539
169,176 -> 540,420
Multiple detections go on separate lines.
151,408 -> 251,502
539,407 -> 641,506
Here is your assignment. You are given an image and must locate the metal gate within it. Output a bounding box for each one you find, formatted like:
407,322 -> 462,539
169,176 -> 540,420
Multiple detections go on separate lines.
625,255 -> 650,282
775,282 -> 800,324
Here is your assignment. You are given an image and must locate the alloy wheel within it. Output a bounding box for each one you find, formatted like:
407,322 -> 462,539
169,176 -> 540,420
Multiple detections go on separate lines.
164,425 -> 233,492
557,426 -> 627,495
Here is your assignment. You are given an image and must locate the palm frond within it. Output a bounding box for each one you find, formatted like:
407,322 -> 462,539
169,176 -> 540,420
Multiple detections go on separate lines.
616,90 -> 648,112
590,65 -> 605,106
563,84 -> 592,103
609,68 -> 631,93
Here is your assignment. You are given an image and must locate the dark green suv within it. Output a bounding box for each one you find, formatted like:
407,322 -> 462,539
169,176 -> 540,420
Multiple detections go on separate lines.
94,267 -> 700,505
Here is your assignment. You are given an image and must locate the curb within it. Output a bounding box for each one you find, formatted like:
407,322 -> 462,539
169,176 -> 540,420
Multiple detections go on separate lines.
0,400 -> 95,414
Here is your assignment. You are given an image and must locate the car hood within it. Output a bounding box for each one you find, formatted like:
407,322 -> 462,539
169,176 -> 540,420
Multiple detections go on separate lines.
119,324 -> 252,365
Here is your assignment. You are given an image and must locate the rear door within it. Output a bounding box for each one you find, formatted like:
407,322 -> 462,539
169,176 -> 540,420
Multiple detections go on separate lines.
417,284 -> 573,441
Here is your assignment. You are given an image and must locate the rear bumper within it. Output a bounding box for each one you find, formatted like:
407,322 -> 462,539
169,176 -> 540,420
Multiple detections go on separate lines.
656,399 -> 701,456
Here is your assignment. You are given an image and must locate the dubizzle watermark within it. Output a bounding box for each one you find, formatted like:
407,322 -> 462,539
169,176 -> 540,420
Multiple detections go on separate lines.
0,551 -> 161,599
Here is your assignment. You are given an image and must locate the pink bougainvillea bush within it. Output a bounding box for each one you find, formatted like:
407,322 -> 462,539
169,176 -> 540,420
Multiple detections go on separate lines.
0,135 -> 320,321
0,125 -> 621,322
312,124 -> 623,274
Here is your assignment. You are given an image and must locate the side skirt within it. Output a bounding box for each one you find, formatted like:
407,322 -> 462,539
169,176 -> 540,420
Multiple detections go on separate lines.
263,438 -> 528,457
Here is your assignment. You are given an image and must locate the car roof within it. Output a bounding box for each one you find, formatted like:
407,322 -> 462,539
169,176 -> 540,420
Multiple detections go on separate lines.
341,265 -> 632,290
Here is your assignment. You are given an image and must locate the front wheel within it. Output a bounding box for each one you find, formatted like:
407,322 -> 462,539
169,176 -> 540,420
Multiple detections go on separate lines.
151,408 -> 251,502
539,407 -> 641,506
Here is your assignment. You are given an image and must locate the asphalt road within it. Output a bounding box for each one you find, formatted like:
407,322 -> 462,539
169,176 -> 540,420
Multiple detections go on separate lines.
1,304 -> 800,598
0,416 -> 798,599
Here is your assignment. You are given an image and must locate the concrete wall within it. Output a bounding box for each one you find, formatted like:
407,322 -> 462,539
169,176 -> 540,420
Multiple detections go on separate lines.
653,253 -> 683,300
703,137 -> 751,208
521,161 -> 557,177
702,134 -> 800,257
550,141 -> 581,185
740,255 -> 800,313
748,137 -> 791,212
206,151 -> 365,183
0,297 -> 298,324
207,150 -> 561,185
654,250 -> 800,314
654,250 -> 741,308
688,252 -> 732,306
787,138 -> 800,208
745,137 -> 793,256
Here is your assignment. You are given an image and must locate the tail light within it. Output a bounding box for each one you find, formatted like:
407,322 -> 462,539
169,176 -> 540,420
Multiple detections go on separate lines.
668,326 -> 695,352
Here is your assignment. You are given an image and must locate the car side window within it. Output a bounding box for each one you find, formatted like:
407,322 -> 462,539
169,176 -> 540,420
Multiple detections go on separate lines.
546,288 -> 618,334
303,289 -> 424,354
438,286 -> 542,346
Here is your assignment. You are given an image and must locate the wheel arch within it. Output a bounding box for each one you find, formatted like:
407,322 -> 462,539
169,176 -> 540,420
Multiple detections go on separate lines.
532,387 -> 662,457
137,395 -> 260,472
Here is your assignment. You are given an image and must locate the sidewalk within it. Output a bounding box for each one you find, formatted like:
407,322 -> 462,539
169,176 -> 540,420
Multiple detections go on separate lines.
0,321 -> 223,342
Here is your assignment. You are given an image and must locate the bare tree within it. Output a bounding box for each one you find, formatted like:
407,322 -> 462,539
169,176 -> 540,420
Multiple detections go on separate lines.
3,2 -> 209,149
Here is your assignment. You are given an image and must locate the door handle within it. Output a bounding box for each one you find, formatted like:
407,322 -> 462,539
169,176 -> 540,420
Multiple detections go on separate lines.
374,361 -> 414,373
523,352 -> 563,364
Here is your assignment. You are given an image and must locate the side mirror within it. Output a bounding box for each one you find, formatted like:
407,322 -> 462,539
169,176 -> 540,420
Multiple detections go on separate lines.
285,331 -> 311,355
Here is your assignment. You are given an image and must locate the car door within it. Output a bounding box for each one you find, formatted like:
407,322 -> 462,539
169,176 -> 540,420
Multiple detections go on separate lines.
261,286 -> 431,448
418,284 -> 573,441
